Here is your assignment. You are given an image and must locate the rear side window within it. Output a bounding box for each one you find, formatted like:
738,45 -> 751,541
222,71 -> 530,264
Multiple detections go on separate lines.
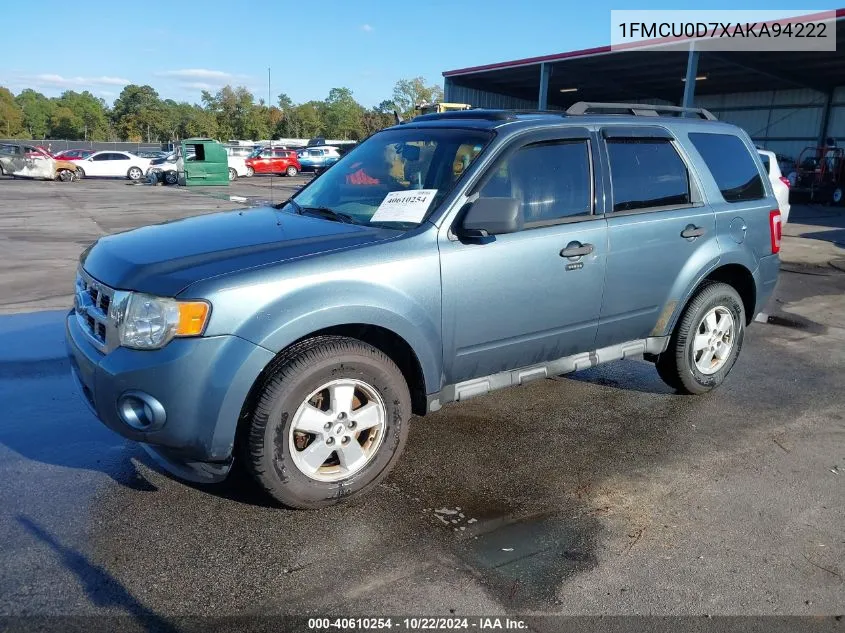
478,140 -> 592,224
689,132 -> 765,202
606,139 -> 691,212
759,153 -> 771,174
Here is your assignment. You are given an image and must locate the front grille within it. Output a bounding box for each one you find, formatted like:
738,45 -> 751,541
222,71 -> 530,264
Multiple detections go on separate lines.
74,268 -> 118,353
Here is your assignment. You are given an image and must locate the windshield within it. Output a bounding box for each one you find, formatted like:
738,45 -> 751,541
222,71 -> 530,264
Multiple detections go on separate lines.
286,127 -> 491,228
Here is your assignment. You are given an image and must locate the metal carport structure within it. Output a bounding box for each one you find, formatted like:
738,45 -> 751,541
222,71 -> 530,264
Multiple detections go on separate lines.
443,10 -> 845,160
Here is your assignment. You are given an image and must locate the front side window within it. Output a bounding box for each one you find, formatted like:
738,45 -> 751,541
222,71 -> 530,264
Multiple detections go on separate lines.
607,139 -> 691,212
287,127 -> 491,228
689,132 -> 765,202
477,140 -> 592,224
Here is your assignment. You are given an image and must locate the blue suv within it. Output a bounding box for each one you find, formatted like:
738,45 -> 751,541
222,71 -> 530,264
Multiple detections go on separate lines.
66,103 -> 782,508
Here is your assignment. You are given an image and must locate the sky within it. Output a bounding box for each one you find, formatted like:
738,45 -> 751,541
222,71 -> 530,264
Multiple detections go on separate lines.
1,0 -> 825,108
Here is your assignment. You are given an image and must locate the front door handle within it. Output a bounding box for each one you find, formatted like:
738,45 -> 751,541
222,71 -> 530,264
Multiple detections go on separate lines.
560,242 -> 594,258
681,225 -> 706,239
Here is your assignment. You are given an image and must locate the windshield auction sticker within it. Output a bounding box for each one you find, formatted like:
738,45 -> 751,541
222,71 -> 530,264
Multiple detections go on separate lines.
371,190 -> 438,223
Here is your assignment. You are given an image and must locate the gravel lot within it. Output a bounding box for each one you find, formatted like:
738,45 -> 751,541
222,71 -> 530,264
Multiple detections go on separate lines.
0,177 -> 843,624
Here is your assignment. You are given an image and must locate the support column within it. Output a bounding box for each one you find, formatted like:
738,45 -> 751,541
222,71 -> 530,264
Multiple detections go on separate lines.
538,63 -> 550,110
818,90 -> 833,146
444,77 -> 455,102
682,47 -> 700,113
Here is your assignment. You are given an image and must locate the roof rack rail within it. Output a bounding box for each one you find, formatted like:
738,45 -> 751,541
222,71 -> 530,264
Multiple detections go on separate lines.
566,101 -> 717,121
411,109 -> 515,122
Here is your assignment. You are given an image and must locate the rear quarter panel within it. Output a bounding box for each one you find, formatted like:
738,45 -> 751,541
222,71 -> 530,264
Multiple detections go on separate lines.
661,126 -> 779,331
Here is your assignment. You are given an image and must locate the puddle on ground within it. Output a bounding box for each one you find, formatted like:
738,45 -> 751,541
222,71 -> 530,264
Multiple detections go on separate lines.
764,313 -> 828,334
460,511 -> 598,608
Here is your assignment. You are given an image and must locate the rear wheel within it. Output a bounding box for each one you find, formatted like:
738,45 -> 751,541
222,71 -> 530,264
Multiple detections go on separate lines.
286,165 -> 299,177
228,167 -> 237,181
832,186 -> 843,206
655,282 -> 745,395
246,166 -> 255,177
242,336 -> 411,509
164,170 -> 178,185
127,166 -> 143,181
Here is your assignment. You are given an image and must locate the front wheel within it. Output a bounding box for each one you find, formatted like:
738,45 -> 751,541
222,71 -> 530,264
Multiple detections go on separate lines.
285,165 -> 299,177
164,170 -> 178,185
832,186 -> 843,206
655,282 -> 745,395
127,166 -> 143,181
75,167 -> 85,179
57,169 -> 74,182
242,336 -> 411,509
228,167 -> 237,181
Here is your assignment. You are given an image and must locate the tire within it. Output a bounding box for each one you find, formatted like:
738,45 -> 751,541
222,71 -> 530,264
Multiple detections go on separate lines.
164,170 -> 178,185
127,166 -> 143,181
832,186 -> 843,206
228,167 -> 237,181
286,165 -> 299,177
242,335 -> 411,509
655,282 -> 745,395
57,169 -> 74,182
246,166 -> 254,177
75,166 -> 85,179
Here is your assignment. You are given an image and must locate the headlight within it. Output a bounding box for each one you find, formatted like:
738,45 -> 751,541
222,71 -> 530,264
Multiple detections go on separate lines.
118,293 -> 210,350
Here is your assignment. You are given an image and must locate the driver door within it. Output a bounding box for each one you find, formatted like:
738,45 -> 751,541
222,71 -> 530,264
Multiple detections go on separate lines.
439,129 -> 609,384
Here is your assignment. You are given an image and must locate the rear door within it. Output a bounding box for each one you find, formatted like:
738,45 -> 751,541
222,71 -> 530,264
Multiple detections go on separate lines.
594,126 -> 719,348
439,127 -> 609,384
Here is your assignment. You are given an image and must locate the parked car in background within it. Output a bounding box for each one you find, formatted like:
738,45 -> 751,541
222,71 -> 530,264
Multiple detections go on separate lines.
75,151 -> 150,181
245,147 -> 301,176
54,149 -> 95,161
0,143 -> 80,181
758,149 -> 791,223
136,150 -> 169,160
297,146 -> 341,172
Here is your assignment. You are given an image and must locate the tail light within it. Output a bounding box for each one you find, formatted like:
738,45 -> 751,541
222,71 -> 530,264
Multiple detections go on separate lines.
769,209 -> 782,254
779,176 -> 791,188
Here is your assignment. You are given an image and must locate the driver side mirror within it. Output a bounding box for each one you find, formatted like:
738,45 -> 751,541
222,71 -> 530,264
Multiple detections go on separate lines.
459,197 -> 523,238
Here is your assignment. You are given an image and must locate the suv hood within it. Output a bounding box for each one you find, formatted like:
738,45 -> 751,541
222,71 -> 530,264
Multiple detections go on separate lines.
81,206 -> 398,296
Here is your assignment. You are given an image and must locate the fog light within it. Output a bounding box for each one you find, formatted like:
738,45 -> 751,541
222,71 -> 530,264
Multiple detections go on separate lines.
117,391 -> 166,430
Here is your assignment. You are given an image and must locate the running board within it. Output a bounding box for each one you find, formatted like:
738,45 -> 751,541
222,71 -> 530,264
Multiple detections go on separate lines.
427,336 -> 669,412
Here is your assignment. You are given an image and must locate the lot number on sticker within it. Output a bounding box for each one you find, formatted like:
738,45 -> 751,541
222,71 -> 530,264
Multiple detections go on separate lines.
371,189 -> 438,223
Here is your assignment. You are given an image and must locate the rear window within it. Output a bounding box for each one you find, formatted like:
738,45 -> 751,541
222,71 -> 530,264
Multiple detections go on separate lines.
606,139 -> 691,212
689,132 -> 765,202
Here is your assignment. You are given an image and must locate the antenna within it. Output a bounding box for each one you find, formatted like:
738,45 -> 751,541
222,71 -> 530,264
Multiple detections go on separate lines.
268,66 -> 273,204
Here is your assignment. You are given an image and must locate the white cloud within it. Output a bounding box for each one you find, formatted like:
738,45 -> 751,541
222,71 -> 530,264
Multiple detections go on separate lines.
360,24 -> 374,32
182,82 -> 215,91
157,69 -> 235,81
30,74 -> 130,87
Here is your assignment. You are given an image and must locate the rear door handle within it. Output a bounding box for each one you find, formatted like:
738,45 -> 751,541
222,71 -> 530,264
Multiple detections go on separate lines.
560,242 -> 594,258
681,225 -> 706,239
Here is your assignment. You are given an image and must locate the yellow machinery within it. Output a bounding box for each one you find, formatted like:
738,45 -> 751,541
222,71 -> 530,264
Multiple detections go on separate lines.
415,102 -> 473,116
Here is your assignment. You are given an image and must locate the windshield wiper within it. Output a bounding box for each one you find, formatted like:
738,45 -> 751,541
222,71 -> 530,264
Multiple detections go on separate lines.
273,197 -> 302,213
298,206 -> 359,225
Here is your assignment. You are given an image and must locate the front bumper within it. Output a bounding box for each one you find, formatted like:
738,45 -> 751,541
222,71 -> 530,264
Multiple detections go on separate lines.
65,310 -> 275,482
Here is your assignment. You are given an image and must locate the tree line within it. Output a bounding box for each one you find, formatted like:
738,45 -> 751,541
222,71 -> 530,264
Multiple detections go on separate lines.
0,77 -> 444,142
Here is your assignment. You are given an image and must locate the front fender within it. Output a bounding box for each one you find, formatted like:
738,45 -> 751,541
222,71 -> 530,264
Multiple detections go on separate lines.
219,280 -> 443,394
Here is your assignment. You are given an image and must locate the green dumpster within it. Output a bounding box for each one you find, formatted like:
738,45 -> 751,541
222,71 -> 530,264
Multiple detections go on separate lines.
177,138 -> 229,186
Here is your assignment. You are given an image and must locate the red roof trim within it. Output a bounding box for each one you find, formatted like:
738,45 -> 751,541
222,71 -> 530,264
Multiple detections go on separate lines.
443,9 -> 845,78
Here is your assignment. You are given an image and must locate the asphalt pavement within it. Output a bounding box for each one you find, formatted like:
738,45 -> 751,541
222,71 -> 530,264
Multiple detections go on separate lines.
0,178 -> 843,625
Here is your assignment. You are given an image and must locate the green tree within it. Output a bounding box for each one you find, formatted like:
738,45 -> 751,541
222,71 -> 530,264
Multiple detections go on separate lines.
362,108 -> 395,136
54,91 -> 110,140
112,84 -> 164,141
49,105 -> 83,139
0,87 -> 24,138
15,89 -> 53,138
277,93 -> 294,110
391,77 -> 444,119
202,85 -> 264,140
323,87 -> 364,139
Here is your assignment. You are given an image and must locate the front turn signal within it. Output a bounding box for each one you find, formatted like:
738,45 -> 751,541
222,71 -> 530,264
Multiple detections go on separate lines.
176,301 -> 210,336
